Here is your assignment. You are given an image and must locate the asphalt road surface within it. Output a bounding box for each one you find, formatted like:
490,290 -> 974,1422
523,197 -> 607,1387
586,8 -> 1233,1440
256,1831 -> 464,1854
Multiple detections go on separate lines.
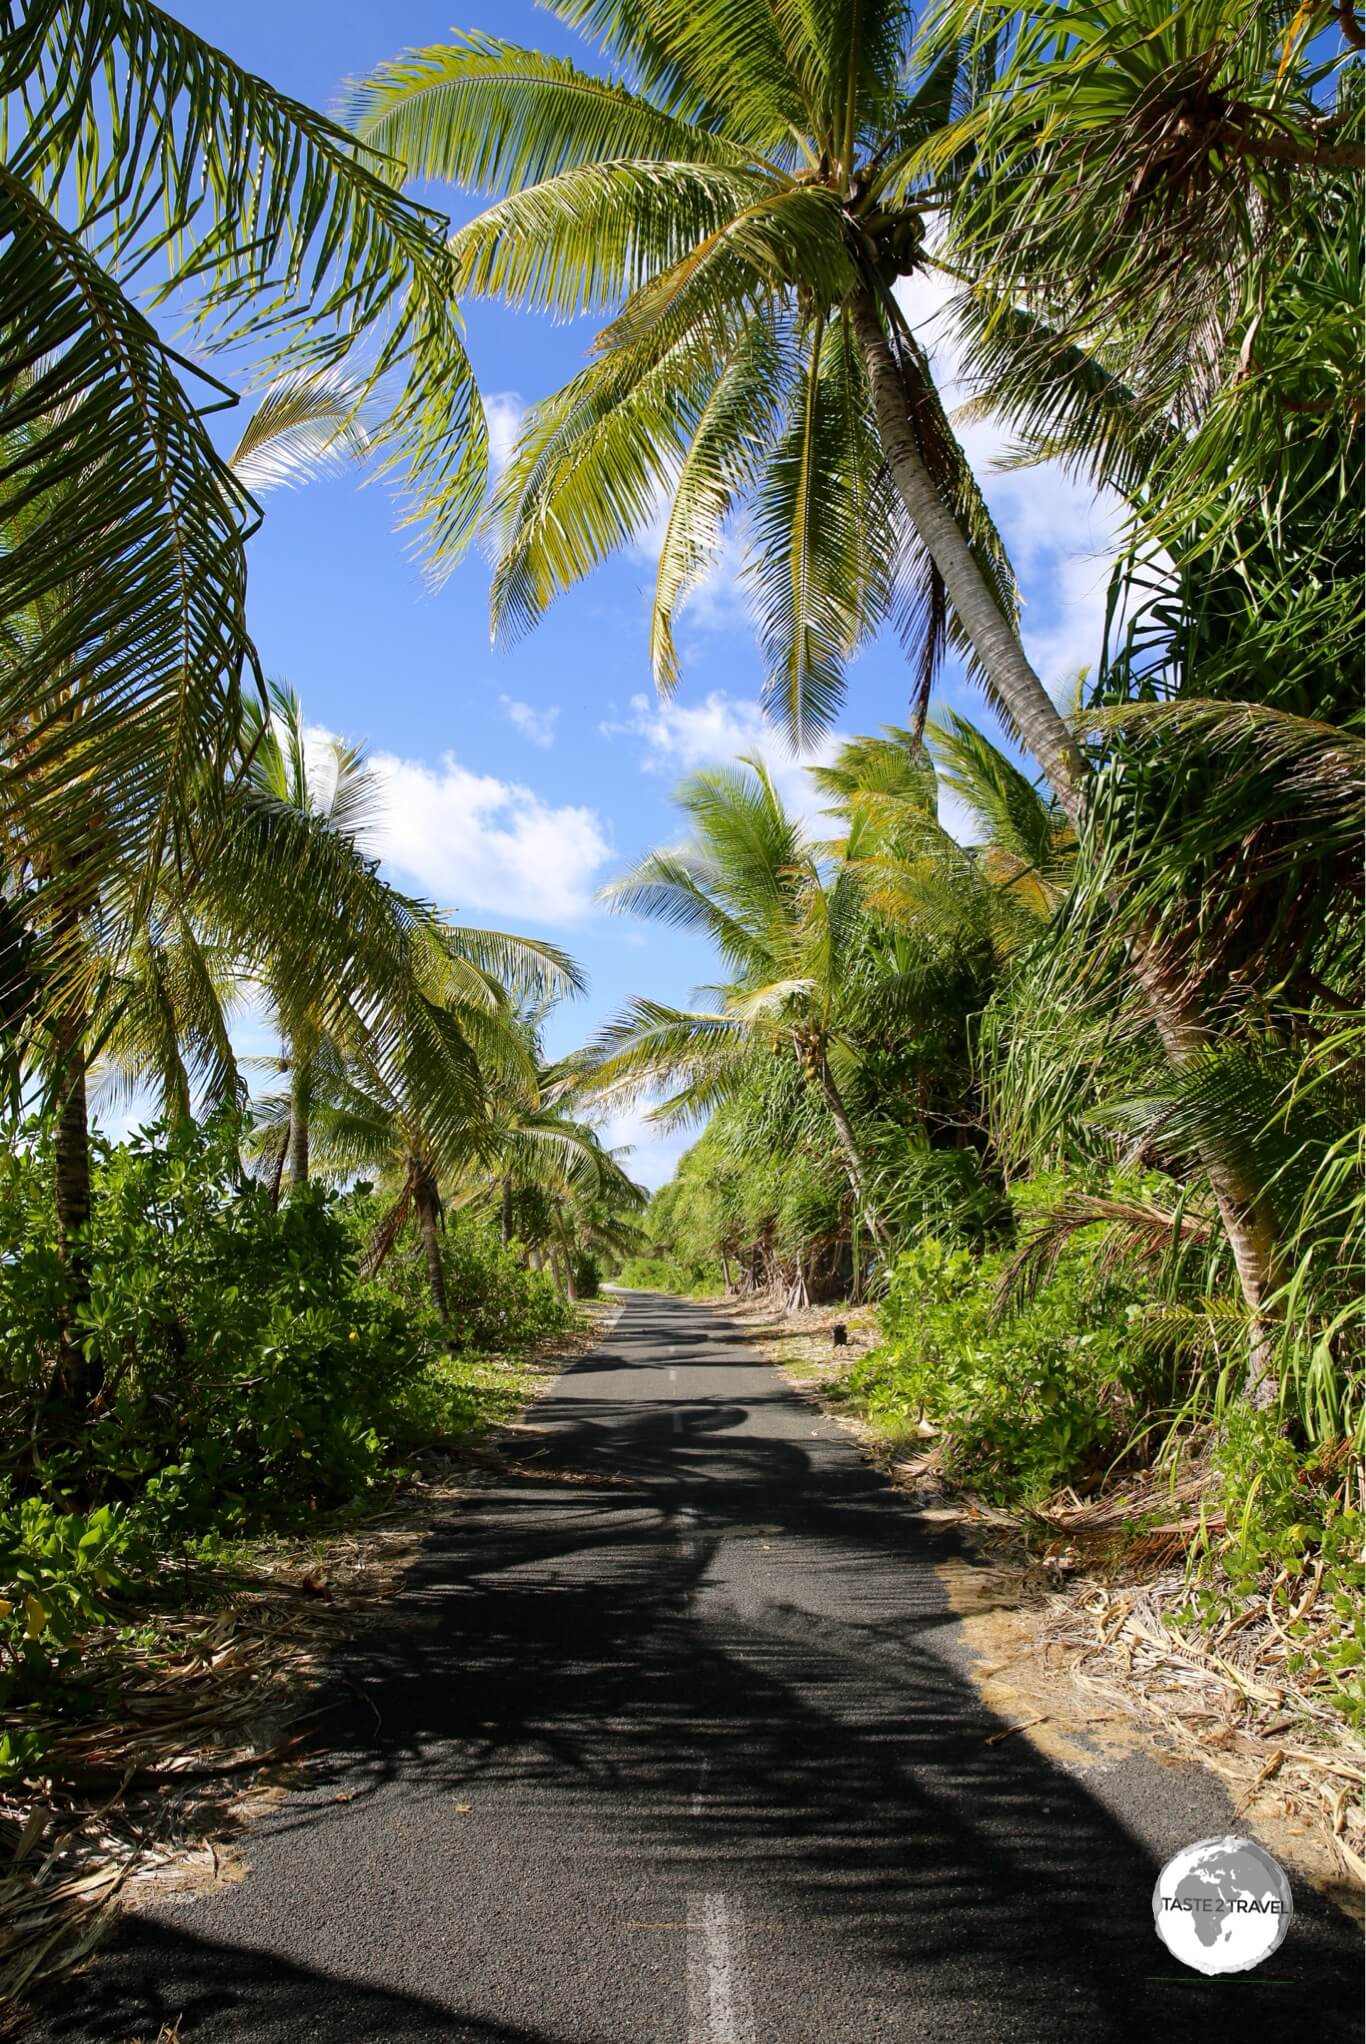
37,1293 -> 1362,2042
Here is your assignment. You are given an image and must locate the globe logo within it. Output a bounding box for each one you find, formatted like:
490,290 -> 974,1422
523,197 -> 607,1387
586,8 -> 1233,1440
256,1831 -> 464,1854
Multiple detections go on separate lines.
1153,1835 -> 1294,1975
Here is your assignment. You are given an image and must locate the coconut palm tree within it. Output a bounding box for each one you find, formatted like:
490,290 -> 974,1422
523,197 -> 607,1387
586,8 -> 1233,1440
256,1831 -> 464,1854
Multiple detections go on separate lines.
98,683 -> 586,1195
254,1011 -> 496,1327
348,11 -> 1057,775
812,715 -> 1072,962
1,0 -> 486,960
349,0 -> 1357,1391
8,368 -> 382,1390
283,1018 -> 632,1325
483,1071 -> 647,1294
586,759 -> 897,1248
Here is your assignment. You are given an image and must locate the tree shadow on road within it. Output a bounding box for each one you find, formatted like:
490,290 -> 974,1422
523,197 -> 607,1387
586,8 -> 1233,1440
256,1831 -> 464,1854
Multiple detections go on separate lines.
29,1297 -> 1363,2042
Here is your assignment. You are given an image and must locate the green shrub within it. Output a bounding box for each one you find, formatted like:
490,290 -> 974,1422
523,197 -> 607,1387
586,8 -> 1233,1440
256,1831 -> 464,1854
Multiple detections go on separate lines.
386,1351 -> 538,1449
614,1255 -> 693,1293
571,1250 -> 601,1300
0,1484 -> 153,1783
1192,1406 -> 1365,1728
361,1206 -> 576,1352
0,1116 -> 427,1531
847,1233 -> 1147,1503
0,1486 -> 141,1658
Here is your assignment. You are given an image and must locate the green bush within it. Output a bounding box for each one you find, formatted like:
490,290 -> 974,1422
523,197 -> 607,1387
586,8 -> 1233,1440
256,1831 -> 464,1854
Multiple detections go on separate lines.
361,1206 -> 576,1352
0,1116 -> 427,1531
1193,1407 -> 1365,1728
0,1483 -> 153,1783
846,1232 -> 1147,1503
571,1250 -> 601,1300
386,1350 -> 539,1449
0,1487 -> 141,1656
614,1255 -> 694,1293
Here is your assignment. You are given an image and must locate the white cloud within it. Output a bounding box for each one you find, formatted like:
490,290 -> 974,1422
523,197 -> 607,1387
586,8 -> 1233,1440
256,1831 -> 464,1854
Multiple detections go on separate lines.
499,694 -> 560,750
362,745 -> 612,923
596,1097 -> 696,1193
599,686 -> 984,846
484,390 -> 526,473
600,688 -> 841,825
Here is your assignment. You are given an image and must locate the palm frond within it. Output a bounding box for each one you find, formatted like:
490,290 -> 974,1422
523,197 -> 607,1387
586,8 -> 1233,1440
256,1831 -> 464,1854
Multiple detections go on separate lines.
228,367 -> 372,494
7,0 -> 487,567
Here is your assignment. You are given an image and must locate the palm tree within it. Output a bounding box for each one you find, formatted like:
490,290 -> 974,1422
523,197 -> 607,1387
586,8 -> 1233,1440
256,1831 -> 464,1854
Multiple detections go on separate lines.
99,681 -> 586,1178
2,0 -> 486,966
7,369 -> 379,1391
287,1015 -> 634,1325
481,1065 -> 647,1293
348,11 -> 1065,776
586,759 -> 895,1248
261,1010 -> 497,1328
349,1 -> 1353,1390
812,715 -> 1072,961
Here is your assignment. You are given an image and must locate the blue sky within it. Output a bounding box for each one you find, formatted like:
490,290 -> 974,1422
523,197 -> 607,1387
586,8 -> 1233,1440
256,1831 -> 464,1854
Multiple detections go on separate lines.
152,1 -> 1123,1187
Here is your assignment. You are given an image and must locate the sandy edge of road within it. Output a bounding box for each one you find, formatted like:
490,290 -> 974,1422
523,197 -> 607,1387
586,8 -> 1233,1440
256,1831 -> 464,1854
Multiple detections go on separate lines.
720,1293 -> 1365,1926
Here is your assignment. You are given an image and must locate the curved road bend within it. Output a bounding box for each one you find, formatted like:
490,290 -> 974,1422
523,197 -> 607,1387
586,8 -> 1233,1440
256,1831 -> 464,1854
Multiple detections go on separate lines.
38,1292 -> 1361,2042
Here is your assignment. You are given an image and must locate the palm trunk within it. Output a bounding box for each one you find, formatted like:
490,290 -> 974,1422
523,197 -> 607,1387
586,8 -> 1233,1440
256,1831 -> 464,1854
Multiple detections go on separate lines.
267,1130 -> 288,1210
500,1176 -> 514,1248
851,286 -> 1087,823
853,284 -> 1280,1400
286,1050 -> 311,1192
818,1053 -> 890,1251
414,1167 -> 449,1326
53,997 -> 97,1401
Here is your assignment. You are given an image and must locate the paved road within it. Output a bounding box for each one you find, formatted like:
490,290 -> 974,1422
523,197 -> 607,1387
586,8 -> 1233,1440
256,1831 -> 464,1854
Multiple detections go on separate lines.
39,1294 -> 1361,2041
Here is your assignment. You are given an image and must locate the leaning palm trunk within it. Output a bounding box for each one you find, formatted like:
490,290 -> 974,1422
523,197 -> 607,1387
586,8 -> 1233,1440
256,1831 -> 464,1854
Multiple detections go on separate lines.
267,1129 -> 288,1210
413,1165 -> 449,1326
52,998 -> 96,1400
851,289 -> 1088,820
852,287 -> 1280,1401
286,1052 -> 311,1191
817,1052 -> 891,1253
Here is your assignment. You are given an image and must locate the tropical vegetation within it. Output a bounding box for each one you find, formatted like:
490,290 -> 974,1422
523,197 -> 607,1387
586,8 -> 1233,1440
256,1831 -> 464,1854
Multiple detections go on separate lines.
354,0 -> 1359,1710
0,0 -> 1360,1813
0,2 -> 643,1790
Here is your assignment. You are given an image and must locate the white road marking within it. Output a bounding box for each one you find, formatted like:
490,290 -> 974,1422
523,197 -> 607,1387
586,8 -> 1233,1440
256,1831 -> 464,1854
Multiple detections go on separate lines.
668,1368 -> 677,1382
689,1756 -> 710,1816
687,1891 -> 755,2044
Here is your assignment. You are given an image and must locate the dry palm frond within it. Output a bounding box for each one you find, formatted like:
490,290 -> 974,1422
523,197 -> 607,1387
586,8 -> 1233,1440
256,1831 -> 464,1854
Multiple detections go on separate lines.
1042,1574 -> 1365,1892
997,1192 -> 1216,1306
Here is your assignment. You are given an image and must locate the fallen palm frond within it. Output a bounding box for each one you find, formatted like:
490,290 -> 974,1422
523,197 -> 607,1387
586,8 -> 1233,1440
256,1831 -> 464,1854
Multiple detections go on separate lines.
0,1544 -> 379,2016
1041,1575 -> 1366,1893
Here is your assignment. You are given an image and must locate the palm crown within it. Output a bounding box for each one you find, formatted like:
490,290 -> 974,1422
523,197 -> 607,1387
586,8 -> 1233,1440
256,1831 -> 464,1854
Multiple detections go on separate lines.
347,2 -> 1069,771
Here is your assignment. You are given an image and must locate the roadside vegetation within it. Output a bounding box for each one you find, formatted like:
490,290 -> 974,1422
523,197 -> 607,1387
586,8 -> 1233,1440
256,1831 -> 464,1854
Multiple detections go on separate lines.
0,0 -> 1361,1998
389,0 -> 1358,1744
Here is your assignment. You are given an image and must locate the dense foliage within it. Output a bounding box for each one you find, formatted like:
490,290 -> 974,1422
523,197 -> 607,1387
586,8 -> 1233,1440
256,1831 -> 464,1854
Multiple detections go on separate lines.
0,0 -> 1359,1777
0,1113 -> 594,1780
